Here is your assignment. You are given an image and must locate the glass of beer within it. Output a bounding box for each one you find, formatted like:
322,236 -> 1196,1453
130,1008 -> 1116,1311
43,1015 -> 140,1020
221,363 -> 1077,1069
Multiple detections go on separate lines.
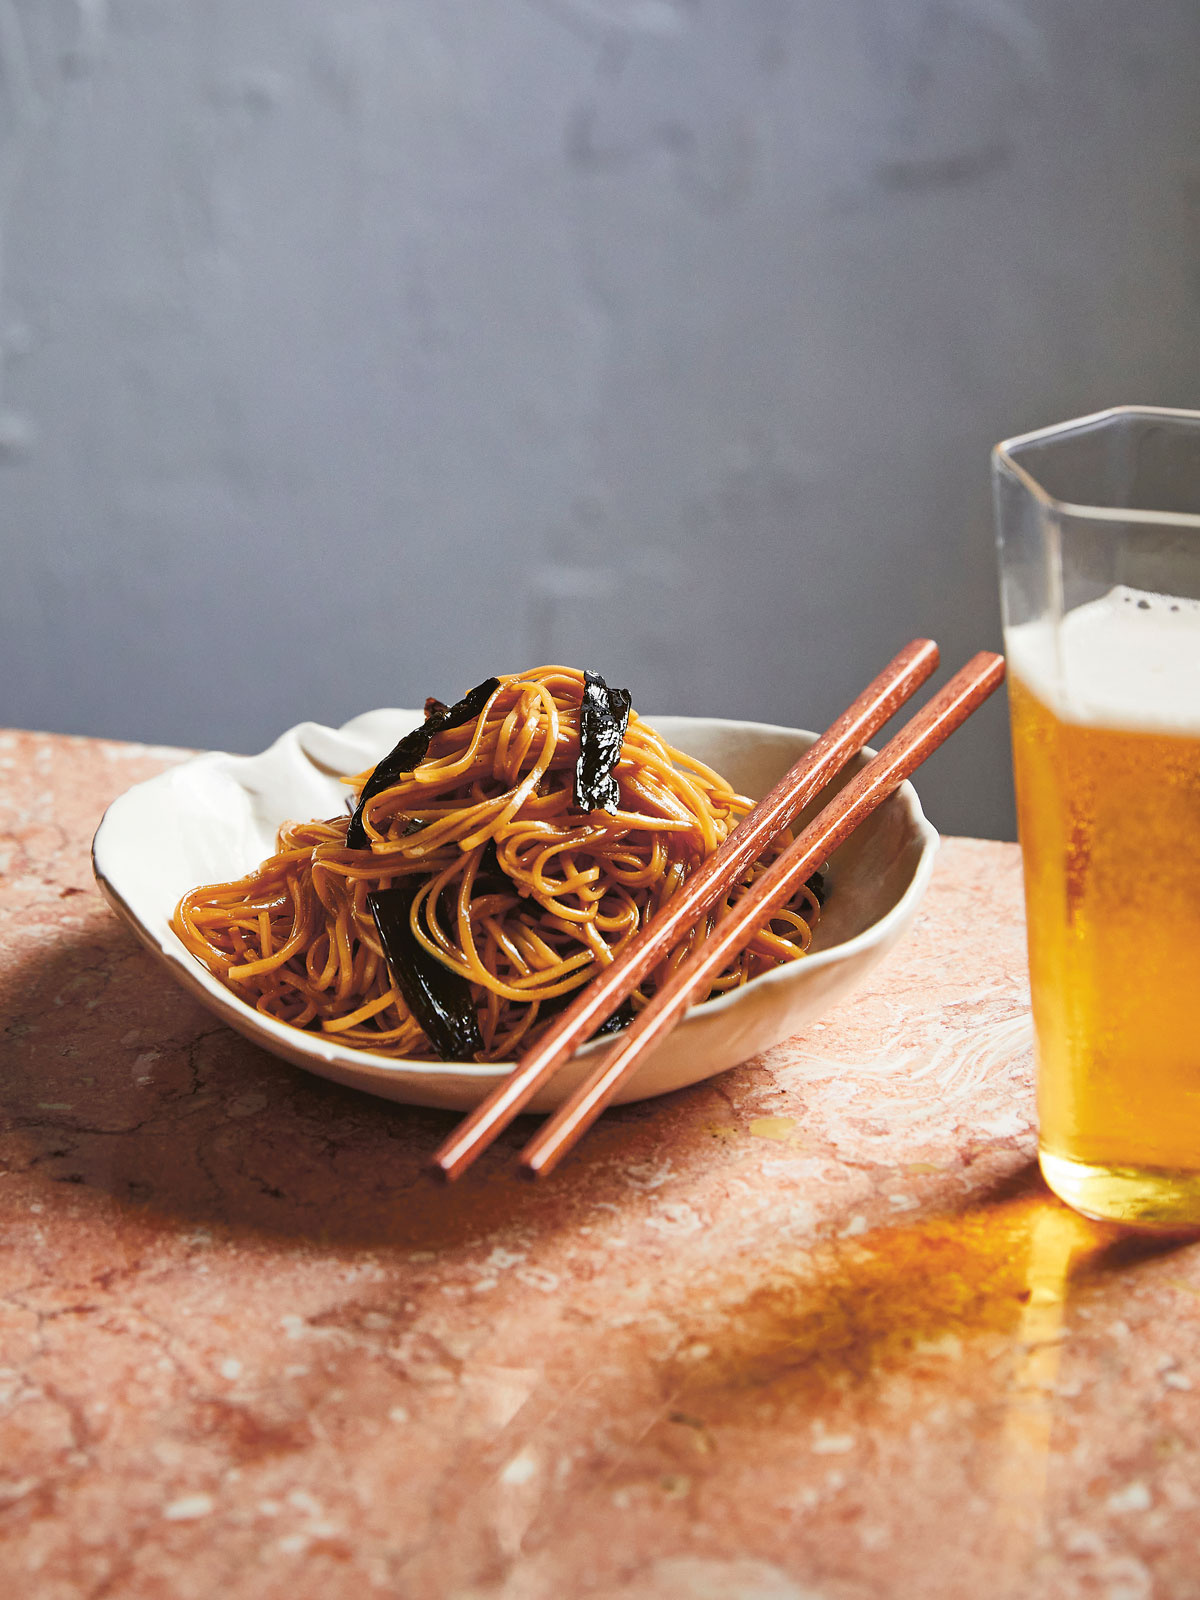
995,406 -> 1200,1227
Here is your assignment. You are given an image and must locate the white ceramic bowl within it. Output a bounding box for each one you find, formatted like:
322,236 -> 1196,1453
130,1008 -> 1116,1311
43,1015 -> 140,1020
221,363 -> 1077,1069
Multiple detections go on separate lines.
91,710 -> 938,1111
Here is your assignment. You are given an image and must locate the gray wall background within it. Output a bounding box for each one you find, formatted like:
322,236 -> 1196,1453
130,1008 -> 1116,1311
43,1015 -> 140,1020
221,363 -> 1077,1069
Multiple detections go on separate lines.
2,1 -> 1199,840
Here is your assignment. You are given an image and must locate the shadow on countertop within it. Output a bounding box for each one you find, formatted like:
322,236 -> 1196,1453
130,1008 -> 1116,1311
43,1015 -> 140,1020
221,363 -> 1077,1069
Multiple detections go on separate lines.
0,909 -> 728,1252
4,907 -> 1198,1300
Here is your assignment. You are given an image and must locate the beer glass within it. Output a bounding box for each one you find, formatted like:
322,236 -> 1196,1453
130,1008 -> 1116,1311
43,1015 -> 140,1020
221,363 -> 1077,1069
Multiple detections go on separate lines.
994,406 -> 1200,1227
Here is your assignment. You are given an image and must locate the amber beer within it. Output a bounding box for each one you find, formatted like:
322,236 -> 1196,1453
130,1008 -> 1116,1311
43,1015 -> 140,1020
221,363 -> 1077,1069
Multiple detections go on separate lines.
1008,589 -> 1200,1224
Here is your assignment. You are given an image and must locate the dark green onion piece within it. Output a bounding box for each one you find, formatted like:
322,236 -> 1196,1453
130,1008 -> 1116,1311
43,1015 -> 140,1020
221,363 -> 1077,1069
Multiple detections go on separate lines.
574,670 -> 632,815
472,838 -> 510,899
347,677 -> 501,850
367,884 -> 483,1061
589,997 -> 636,1038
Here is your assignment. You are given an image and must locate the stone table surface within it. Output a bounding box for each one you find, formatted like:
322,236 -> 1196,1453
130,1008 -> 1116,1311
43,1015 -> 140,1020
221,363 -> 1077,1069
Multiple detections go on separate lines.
2,728 -> 1199,1600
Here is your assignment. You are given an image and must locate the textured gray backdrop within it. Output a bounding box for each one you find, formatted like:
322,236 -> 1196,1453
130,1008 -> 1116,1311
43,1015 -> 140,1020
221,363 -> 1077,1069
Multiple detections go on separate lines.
3,1 -> 1199,839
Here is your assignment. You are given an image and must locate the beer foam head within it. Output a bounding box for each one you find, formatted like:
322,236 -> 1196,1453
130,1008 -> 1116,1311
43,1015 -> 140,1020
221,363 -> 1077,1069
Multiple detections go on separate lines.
1006,586 -> 1200,733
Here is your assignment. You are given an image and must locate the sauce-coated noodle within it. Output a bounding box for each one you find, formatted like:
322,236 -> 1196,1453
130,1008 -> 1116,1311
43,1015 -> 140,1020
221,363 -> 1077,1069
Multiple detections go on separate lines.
172,667 -> 820,1061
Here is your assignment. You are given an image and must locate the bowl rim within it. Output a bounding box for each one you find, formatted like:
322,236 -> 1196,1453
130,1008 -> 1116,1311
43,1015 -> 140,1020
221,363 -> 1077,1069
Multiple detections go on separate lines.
91,708 -> 940,1082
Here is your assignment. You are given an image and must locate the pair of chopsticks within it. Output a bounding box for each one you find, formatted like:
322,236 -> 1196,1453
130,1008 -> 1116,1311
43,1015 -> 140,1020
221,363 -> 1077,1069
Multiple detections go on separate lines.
432,640 -> 1005,1181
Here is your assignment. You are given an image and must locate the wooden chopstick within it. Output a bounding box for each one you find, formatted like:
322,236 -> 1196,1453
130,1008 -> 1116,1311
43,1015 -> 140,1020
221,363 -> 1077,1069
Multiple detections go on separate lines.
520,650 -> 1005,1179
430,638 -> 940,1181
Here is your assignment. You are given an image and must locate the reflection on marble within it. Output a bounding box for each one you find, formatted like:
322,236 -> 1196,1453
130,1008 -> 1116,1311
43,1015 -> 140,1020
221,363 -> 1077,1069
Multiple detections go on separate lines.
1,729 -> 1198,1599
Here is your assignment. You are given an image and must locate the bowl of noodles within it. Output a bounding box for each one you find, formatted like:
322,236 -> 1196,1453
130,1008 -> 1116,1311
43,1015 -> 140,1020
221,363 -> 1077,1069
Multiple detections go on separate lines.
91,668 -> 938,1112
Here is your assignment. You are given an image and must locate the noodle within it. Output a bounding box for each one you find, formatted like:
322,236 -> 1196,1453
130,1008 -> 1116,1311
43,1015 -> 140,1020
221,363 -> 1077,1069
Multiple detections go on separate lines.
171,667 -> 821,1061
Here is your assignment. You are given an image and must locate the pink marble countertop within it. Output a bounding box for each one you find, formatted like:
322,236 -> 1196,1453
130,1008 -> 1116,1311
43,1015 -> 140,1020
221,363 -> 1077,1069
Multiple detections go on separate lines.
2,728 -> 1198,1600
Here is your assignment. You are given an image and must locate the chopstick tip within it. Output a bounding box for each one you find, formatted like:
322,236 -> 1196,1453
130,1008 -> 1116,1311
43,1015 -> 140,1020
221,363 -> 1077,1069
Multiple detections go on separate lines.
427,1141 -> 472,1182
518,1146 -> 558,1181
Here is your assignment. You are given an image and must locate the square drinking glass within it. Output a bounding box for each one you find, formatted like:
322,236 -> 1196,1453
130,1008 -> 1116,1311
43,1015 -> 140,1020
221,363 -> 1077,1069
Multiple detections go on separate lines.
994,406 -> 1200,1227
